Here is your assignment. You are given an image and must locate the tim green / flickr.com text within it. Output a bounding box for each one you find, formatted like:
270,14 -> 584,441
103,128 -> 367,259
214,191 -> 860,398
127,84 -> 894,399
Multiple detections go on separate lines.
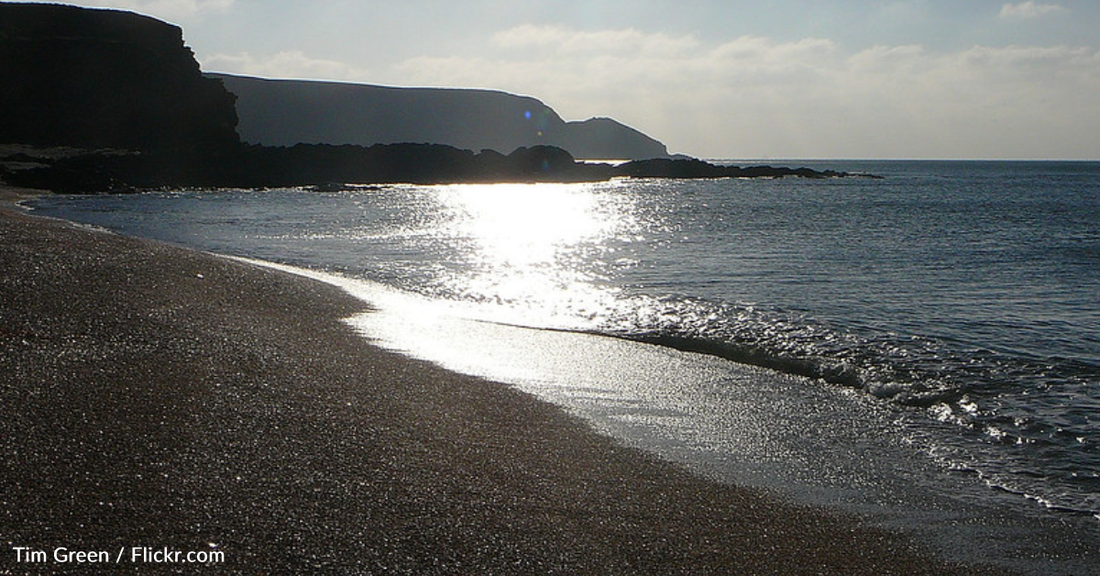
12,545 -> 225,565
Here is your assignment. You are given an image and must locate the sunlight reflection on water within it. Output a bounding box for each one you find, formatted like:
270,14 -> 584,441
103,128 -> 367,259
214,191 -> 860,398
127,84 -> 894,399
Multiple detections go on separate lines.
408,181 -> 646,330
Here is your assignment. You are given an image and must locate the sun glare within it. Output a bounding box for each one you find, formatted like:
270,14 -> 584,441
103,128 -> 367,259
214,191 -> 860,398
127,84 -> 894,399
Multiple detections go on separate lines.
436,182 -> 620,267
426,182 -> 637,328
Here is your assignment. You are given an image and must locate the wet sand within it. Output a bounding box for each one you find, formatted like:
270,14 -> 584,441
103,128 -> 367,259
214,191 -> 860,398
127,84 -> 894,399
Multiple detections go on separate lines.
0,186 -> 1007,574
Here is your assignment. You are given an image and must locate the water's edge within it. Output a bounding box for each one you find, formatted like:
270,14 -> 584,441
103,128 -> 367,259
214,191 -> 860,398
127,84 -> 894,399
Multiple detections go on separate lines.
230,255 -> 1100,576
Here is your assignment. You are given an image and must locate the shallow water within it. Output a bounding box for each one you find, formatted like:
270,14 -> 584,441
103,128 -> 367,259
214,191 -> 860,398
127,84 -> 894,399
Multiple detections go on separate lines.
30,160 -> 1100,574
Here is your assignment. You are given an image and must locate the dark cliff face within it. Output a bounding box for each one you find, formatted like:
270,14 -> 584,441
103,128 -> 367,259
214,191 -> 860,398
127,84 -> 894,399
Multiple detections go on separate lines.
210,73 -> 669,160
213,74 -> 559,155
0,2 -> 239,152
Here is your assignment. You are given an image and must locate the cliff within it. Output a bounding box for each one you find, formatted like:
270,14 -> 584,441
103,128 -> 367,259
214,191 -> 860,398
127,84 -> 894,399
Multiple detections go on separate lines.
209,73 -> 670,160
0,2 -> 239,152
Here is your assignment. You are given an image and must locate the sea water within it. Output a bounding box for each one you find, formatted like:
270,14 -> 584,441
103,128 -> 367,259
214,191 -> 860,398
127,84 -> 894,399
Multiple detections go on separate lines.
29,161 -> 1100,574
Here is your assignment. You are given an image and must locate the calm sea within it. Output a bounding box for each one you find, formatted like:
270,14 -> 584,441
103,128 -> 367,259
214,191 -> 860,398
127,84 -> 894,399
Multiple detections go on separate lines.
30,160 -> 1100,574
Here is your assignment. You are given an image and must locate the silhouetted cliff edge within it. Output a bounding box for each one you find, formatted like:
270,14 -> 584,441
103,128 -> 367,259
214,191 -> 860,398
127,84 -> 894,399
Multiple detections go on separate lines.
0,2 -> 238,152
209,73 -> 670,160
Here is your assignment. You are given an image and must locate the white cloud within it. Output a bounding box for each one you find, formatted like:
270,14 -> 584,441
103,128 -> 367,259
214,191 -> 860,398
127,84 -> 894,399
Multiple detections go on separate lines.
389,25 -> 1100,159
492,25 -> 700,56
999,2 -> 1066,19
201,51 -> 371,82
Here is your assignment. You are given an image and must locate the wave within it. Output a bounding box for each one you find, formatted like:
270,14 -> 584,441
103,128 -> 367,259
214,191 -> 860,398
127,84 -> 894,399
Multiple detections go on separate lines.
620,331 -> 938,402
591,294 -> 979,404
588,291 -> 1095,399
435,286 -> 1100,519
570,292 -> 1100,518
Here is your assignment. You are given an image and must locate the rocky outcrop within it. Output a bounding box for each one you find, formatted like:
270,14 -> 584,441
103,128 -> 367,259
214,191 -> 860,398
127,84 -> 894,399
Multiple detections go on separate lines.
5,143 -> 871,194
209,73 -> 670,160
611,158 -> 864,179
556,117 -> 668,160
0,3 -> 239,152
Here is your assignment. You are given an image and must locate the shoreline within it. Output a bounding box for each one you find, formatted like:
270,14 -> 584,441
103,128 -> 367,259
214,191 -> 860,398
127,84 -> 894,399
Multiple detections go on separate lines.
1,187 -> 1005,574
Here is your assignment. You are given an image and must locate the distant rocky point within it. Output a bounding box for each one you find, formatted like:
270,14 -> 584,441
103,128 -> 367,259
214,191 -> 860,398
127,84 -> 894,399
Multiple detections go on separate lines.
209,73 -> 670,160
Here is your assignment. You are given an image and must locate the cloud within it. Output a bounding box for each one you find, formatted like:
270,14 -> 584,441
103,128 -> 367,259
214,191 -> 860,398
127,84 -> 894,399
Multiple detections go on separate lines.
999,2 -> 1066,19
201,51 -> 371,82
390,25 -> 1100,158
492,24 -> 700,56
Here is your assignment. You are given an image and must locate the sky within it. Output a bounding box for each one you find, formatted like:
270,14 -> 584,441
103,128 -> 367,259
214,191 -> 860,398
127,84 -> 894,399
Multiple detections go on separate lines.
22,0 -> 1100,159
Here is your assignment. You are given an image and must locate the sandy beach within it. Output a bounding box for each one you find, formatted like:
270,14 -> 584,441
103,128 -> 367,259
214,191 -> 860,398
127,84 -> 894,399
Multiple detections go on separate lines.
0,186 -> 1007,575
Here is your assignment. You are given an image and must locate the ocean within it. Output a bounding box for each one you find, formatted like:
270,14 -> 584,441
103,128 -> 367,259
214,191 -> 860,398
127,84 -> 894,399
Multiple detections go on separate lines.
29,160 -> 1100,574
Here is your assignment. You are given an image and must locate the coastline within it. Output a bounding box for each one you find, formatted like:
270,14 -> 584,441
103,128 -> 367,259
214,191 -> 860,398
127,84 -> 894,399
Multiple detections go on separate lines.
0,187 -> 1005,574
